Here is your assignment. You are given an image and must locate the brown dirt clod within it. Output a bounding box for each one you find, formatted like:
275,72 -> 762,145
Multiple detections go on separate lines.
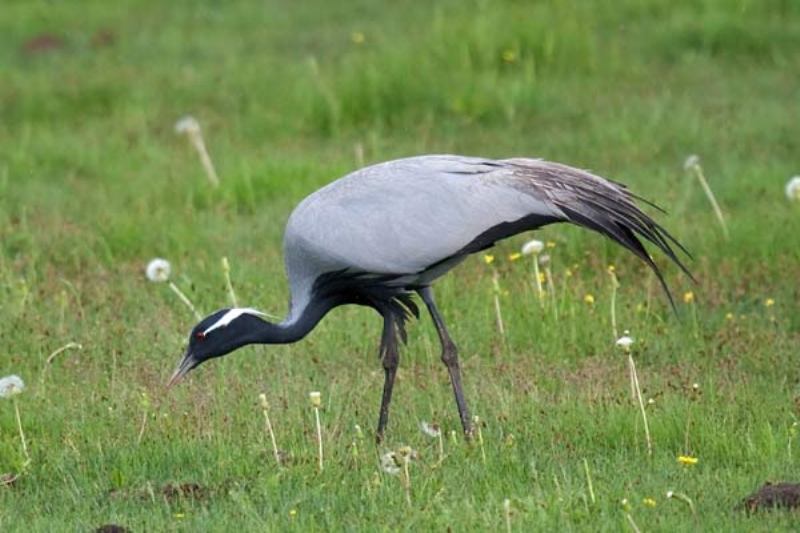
161,482 -> 207,501
739,482 -> 800,513
95,525 -> 131,533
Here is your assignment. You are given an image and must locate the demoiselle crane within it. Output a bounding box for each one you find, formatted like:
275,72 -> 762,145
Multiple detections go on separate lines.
167,155 -> 691,441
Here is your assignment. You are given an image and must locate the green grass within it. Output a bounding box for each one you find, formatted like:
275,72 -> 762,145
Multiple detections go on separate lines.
1,0 -> 800,530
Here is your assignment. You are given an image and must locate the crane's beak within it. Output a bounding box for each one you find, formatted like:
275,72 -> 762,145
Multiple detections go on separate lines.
167,351 -> 197,389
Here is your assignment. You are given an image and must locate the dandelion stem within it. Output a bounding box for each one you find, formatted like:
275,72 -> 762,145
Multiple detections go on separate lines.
624,512 -> 642,533
609,270 -> 619,341
628,354 -> 652,456
187,130 -> 220,187
13,399 -> 30,463
545,265 -> 557,318
221,257 -> 238,308
491,270 -> 505,337
314,406 -> 323,472
168,281 -> 202,321
503,499 -> 512,533
260,395 -> 281,468
437,432 -> 445,464
689,163 -> 728,239
136,410 -> 148,446
532,260 -> 544,303
474,415 -> 487,464
583,458 -> 596,504
46,342 -> 83,365
402,456 -> 412,506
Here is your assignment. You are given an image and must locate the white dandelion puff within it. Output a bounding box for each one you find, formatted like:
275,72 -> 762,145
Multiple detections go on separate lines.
174,115 -> 201,135
419,421 -> 441,438
615,332 -> 634,350
785,176 -> 800,202
380,451 -> 401,475
521,239 -> 544,256
683,154 -> 700,171
0,375 -> 25,398
145,258 -> 171,282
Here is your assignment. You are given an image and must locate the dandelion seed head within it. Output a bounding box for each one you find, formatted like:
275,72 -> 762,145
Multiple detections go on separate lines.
684,154 -> 700,171
174,115 -> 200,135
521,239 -> 544,256
616,333 -> 634,350
420,421 -> 441,438
145,258 -> 171,282
538,254 -> 551,267
309,391 -> 321,407
380,451 -> 401,475
785,176 -> 800,201
503,498 -> 511,512
666,490 -> 675,499
259,393 -> 269,410
0,375 -> 25,398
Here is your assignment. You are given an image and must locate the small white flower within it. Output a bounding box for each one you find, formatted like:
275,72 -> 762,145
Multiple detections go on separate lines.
616,331 -> 634,350
145,258 -> 171,282
666,490 -> 675,499
419,421 -> 441,438
0,375 -> 25,398
683,154 -> 700,171
521,239 -> 544,256
785,176 -> 800,202
380,451 -> 401,475
174,115 -> 201,135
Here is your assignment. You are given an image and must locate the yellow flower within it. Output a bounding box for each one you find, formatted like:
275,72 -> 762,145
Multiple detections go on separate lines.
683,291 -> 694,304
677,455 -> 698,466
725,312 -> 734,320
350,32 -> 365,44
546,241 -> 556,248
564,268 -> 573,278
289,508 -> 298,518
174,513 -> 186,519
765,298 -> 775,307
483,254 -> 495,265
584,294 -> 595,305
538,272 -> 546,284
508,252 -> 521,261
607,264 -> 615,274
501,49 -> 517,63
643,497 -> 656,507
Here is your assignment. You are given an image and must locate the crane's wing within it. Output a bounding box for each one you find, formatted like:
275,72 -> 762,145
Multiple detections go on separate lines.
284,155 -> 691,305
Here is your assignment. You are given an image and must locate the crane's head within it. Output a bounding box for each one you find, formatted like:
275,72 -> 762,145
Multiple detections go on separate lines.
167,308 -> 269,387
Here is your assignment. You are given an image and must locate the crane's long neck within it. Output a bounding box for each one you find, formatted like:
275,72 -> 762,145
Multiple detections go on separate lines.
244,295 -> 335,346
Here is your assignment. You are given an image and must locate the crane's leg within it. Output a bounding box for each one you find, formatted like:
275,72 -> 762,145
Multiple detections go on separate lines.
376,314 -> 399,443
418,287 -> 473,437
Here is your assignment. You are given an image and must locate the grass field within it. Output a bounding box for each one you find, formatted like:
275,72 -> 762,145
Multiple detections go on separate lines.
2,0 -> 800,530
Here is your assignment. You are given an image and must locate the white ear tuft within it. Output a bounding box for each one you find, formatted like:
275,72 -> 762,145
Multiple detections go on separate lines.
203,308 -> 268,336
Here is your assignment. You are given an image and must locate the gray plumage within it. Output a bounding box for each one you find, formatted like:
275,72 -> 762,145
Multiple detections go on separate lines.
170,154 -> 690,442
284,155 -> 689,321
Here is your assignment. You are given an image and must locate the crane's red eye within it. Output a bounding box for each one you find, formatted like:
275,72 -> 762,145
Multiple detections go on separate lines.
195,332 -> 206,341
